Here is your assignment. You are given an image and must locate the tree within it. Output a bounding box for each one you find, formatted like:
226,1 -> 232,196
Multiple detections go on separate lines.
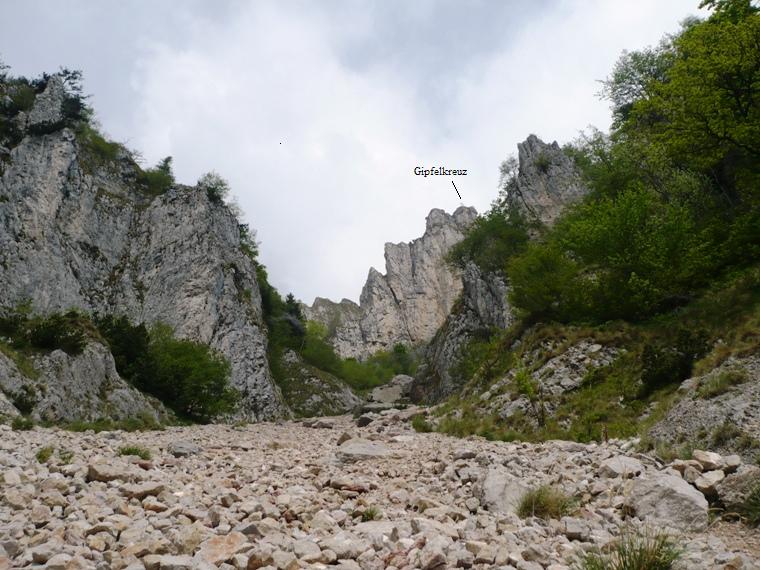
198,171 -> 230,204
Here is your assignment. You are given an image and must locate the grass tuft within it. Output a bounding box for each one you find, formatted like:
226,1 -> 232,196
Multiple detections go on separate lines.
35,445 -> 54,463
696,369 -> 748,399
576,527 -> 681,570
517,485 -> 575,520
118,445 -> 152,460
11,416 -> 34,431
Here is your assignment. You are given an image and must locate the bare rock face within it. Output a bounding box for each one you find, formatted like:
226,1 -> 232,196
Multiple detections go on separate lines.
509,134 -> 588,227
305,206 -> 477,359
0,78 -> 286,420
411,262 -> 514,402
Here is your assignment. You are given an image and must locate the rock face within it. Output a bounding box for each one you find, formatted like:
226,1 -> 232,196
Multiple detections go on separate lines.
0,78 -> 286,420
649,356 -> 760,460
276,350 -> 362,418
509,134 -> 588,227
0,341 -> 167,423
304,206 -> 477,359
411,262 -> 513,402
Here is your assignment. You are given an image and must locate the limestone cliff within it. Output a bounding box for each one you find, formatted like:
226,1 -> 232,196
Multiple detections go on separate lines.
412,134 -> 589,402
0,77 -> 286,420
509,134 -> 588,227
304,206 -> 477,359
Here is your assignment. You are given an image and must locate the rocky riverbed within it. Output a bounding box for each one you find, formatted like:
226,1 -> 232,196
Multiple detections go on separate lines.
1,410 -> 758,570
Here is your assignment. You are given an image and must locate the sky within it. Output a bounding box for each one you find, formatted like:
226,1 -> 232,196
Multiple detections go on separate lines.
1,0 -> 706,304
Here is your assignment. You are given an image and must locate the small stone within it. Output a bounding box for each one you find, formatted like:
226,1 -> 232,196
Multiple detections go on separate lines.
695,470 -> 725,495
167,441 -> 201,457
197,532 -> 248,565
598,456 -> 644,478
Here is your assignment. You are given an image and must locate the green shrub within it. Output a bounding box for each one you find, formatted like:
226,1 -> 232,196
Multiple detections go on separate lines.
65,415 -> 162,433
447,209 -> 529,273
517,486 -> 575,519
198,171 -> 230,204
739,484 -> 760,527
639,329 -> 708,396
411,414 -> 433,433
76,124 -> 125,165
58,449 -> 74,464
35,446 -> 54,463
361,506 -> 381,521
118,445 -> 152,460
711,421 -> 744,448
697,369 -> 749,399
28,312 -> 88,355
11,416 -> 34,431
137,156 -> 175,196
147,324 -> 238,422
577,527 -> 681,570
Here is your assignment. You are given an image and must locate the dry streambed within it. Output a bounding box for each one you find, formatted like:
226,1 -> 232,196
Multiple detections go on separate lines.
0,409 -> 757,570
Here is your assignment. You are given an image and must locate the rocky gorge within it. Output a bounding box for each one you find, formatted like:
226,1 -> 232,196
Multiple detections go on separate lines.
1,412 -> 758,570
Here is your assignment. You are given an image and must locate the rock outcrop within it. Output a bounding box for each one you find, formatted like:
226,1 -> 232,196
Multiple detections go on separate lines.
0,77 -> 286,420
276,350 -> 362,418
649,356 -> 760,460
509,134 -> 588,227
0,342 -> 167,423
305,206 -> 477,359
411,262 -> 513,402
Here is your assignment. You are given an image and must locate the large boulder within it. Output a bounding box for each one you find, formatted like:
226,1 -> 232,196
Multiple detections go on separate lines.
335,438 -> 390,464
477,467 -> 529,515
624,472 -> 709,532
716,465 -> 760,512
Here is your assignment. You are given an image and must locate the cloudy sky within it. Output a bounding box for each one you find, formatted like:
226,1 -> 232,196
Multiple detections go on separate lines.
1,1 -> 705,303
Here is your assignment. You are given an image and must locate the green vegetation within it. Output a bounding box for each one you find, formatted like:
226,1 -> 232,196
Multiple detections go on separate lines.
425,2 -> 760,447
118,445 -> 152,460
255,262 -> 417,397
64,415 -> 164,432
411,414 -> 433,433
517,486 -> 575,520
58,449 -> 74,464
35,445 -> 54,463
576,528 -> 681,570
696,368 -> 749,398
11,416 -> 34,431
0,305 -> 92,356
137,156 -> 175,196
198,171 -> 230,204
97,316 -> 238,422
738,484 -> 760,527
360,506 -> 381,522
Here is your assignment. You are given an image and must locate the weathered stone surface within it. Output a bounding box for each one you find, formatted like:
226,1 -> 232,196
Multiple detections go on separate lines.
368,374 -> 413,405
650,357 -> 760,460
509,134 -> 589,227
625,472 -> 709,531
305,207 -> 477,359
0,341 -> 166,423
477,467 -> 528,515
412,261 -> 513,402
277,349 -> 361,417
0,82 -> 287,420
335,438 -> 390,463
598,456 -> 645,479
716,465 -> 760,511
693,450 -> 726,472
167,441 -> 201,458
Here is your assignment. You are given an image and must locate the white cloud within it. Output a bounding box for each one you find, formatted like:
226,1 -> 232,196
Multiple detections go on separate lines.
112,1 -> 704,303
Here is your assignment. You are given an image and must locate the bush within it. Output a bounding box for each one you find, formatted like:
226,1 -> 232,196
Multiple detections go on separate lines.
198,171 -> 230,204
11,416 -> 34,431
35,446 -> 54,463
138,156 -> 175,195
739,484 -> 760,527
639,329 -> 708,396
447,209 -> 529,273
28,312 -> 88,355
517,486 -> 575,519
577,527 -> 681,570
411,414 -> 433,433
147,324 -> 238,422
118,445 -> 152,460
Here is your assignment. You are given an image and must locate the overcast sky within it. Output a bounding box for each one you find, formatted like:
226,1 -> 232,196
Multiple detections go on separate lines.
1,1 -> 705,304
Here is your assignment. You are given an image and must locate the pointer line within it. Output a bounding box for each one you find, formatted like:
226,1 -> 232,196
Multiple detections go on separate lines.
452,180 -> 461,199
